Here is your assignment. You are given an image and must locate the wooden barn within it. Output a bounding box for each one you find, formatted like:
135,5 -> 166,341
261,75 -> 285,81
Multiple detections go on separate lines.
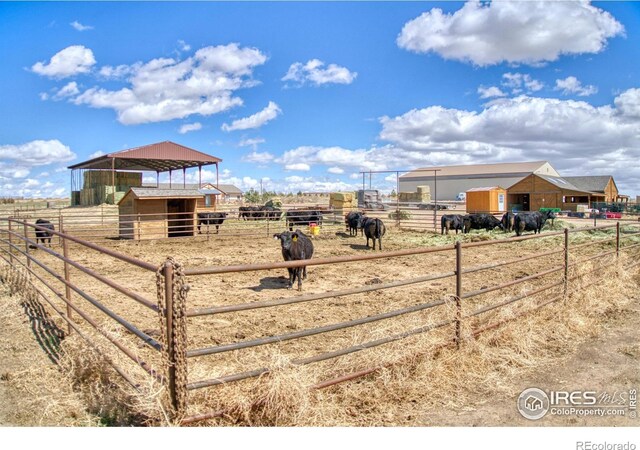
118,188 -> 205,240
507,174 -> 607,212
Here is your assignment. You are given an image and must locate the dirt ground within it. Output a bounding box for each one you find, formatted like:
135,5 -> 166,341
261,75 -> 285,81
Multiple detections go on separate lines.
1,223 -> 638,426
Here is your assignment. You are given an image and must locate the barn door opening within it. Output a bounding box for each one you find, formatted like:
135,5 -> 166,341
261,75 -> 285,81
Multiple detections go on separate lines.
167,199 -> 195,237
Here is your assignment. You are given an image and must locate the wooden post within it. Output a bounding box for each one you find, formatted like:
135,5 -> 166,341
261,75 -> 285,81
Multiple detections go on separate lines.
58,213 -> 63,246
111,157 -> 116,205
164,261 -> 178,414
455,240 -> 462,349
616,221 -> 620,258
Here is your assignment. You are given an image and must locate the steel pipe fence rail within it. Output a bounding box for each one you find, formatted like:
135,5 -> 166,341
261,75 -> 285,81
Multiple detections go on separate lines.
1,236 -> 162,352
0,251 -> 162,381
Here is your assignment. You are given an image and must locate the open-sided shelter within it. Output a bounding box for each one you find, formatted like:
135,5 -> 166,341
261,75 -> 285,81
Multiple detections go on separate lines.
68,141 -> 222,206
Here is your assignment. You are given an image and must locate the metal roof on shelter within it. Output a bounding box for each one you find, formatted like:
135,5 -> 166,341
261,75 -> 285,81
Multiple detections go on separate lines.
128,187 -> 205,199
562,176 -> 614,193
536,175 -> 598,194
68,141 -> 222,172
466,186 -> 505,192
400,161 -> 553,179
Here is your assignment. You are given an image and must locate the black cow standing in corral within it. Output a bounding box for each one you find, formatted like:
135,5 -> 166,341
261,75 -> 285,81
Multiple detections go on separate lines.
273,229 -> 314,291
239,206 -> 260,220
259,206 -> 282,221
285,210 -> 323,231
463,214 -> 503,233
197,212 -> 227,234
34,219 -> 55,247
363,217 -> 386,250
345,211 -> 366,236
501,212 -> 516,233
513,211 -> 556,236
441,214 -> 464,235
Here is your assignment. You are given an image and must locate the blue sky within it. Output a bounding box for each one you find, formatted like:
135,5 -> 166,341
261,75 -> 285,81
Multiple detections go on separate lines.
1,1 -> 640,199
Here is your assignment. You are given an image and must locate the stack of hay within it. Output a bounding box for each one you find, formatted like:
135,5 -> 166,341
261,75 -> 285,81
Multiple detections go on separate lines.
398,185 -> 431,203
329,192 -> 356,211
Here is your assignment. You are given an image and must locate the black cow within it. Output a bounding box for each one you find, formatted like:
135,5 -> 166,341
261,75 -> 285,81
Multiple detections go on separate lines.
239,206 -> 260,220
441,214 -> 464,235
501,212 -> 516,233
345,211 -> 365,236
259,206 -> 282,221
363,217 -> 386,250
514,211 -> 556,236
35,219 -> 54,246
285,210 -> 323,231
197,212 -> 227,234
273,229 -> 314,291
463,214 -> 503,233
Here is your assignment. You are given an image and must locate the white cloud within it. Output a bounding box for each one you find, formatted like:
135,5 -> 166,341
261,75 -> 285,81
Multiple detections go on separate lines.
88,150 -> 104,159
70,21 -> 93,31
241,151 -> 275,164
477,86 -> 506,99
178,122 -> 202,134
397,1 -> 624,66
53,81 -> 80,99
178,40 -> 191,52
555,76 -> 598,97
238,137 -> 265,150
72,43 -> 267,125
98,64 -> 139,79
285,163 -> 311,171
222,101 -> 281,132
32,45 -> 96,78
327,167 -> 344,174
502,73 -> 544,94
0,140 -> 76,166
614,88 -> 640,119
282,59 -> 357,87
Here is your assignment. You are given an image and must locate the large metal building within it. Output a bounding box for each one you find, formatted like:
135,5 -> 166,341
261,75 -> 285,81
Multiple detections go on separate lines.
399,161 -> 559,201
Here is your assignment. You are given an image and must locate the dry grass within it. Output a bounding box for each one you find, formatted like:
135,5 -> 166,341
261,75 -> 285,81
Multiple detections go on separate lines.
1,228 -> 638,426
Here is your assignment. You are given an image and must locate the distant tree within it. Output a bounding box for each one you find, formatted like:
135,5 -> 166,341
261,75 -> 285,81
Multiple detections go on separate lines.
296,190 -> 303,196
244,188 -> 260,203
390,189 -> 397,198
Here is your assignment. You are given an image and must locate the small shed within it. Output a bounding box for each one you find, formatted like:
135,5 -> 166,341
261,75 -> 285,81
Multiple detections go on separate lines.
466,186 -> 507,214
118,187 -> 204,240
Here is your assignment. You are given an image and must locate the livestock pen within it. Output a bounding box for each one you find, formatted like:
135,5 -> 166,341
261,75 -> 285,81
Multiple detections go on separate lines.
1,216 -> 639,425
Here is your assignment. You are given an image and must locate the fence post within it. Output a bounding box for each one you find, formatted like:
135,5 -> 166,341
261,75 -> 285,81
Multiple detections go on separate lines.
616,221 -> 620,258
564,228 -> 569,299
23,222 -> 31,269
58,213 -> 63,246
163,260 -> 178,414
455,240 -> 462,349
8,219 -> 14,265
62,232 -> 73,335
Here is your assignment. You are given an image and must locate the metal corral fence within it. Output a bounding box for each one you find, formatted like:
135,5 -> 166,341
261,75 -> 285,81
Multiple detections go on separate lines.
2,206 -> 346,242
1,216 -> 640,424
368,202 -> 640,232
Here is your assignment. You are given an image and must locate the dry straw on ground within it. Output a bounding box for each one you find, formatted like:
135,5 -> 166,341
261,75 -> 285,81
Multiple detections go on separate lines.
0,231 -> 637,426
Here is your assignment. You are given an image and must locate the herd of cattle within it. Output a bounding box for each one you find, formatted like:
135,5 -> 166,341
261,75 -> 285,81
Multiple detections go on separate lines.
198,208 -> 325,234
440,210 -> 556,236
27,209 -> 556,292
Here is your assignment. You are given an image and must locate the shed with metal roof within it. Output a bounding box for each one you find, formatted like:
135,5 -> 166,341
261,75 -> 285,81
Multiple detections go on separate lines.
118,187 -> 204,240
